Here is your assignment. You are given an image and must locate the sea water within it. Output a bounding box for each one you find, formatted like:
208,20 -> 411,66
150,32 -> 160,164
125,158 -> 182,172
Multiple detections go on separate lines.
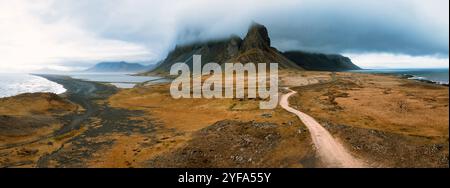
65,72 -> 169,88
350,68 -> 449,84
0,73 -> 66,98
0,72 -> 168,98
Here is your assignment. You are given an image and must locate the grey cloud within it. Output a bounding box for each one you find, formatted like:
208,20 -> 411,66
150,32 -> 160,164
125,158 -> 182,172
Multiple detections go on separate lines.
46,0 -> 449,60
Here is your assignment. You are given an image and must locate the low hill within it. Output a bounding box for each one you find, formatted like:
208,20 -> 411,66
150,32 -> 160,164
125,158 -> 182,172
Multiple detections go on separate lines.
283,51 -> 361,71
86,62 -> 154,72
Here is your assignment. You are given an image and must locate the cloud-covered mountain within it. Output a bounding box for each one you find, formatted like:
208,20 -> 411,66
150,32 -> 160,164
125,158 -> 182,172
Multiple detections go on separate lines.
144,23 -> 360,74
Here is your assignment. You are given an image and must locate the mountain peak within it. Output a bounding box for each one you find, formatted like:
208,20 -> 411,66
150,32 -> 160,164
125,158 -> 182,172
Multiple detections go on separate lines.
240,22 -> 271,51
145,22 -> 360,74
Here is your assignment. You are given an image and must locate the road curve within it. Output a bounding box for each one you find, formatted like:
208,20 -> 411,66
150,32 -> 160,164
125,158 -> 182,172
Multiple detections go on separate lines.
280,88 -> 365,168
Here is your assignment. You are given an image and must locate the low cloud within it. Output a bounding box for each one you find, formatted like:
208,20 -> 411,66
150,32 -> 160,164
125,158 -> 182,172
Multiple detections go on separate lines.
345,53 -> 449,69
0,0 -> 448,71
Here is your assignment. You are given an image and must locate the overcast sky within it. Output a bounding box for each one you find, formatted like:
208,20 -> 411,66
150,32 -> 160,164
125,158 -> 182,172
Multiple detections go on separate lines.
0,0 -> 448,72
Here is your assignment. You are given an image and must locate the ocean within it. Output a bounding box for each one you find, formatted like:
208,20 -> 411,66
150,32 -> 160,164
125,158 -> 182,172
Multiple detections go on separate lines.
0,72 -> 167,98
349,68 -> 449,85
0,73 -> 66,98
1,69 -> 447,99
65,72 -> 167,88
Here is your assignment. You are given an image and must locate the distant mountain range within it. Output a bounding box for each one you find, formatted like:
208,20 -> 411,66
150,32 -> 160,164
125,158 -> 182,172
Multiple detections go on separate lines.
85,61 -> 156,73
141,22 -> 360,75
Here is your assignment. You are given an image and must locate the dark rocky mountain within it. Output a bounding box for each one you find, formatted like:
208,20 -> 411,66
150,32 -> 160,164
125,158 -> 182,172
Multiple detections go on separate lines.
86,61 -> 155,72
240,23 -> 271,51
229,23 -> 301,69
147,22 -> 301,74
150,36 -> 242,73
145,22 -> 359,75
283,51 -> 361,71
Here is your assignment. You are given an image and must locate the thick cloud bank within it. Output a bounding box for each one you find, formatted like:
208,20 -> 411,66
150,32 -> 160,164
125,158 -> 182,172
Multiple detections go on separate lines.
1,0 -> 448,71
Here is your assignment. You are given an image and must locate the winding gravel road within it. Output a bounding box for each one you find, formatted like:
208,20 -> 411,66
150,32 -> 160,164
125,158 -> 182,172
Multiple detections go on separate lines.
280,88 -> 365,168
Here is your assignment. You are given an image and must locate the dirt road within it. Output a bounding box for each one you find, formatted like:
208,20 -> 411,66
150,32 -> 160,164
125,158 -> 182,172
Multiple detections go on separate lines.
280,88 -> 365,167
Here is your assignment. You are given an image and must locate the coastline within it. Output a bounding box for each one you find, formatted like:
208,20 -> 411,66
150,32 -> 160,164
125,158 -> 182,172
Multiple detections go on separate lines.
400,74 -> 449,86
0,74 -> 154,167
0,75 -> 118,150
348,69 -> 449,87
1,72 -> 165,100
0,73 -> 67,99
289,71 -> 449,167
2,69 -> 446,100
1,71 -> 448,167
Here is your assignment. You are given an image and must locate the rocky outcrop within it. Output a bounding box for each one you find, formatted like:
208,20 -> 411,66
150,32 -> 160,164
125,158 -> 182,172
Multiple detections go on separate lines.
145,22 -> 360,75
283,51 -> 361,71
228,22 -> 301,69
151,37 -> 242,73
240,22 -> 271,52
147,22 -> 301,75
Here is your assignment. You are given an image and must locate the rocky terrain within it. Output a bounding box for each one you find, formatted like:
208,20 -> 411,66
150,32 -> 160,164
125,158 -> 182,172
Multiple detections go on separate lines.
0,23 -> 446,168
143,22 -> 359,75
0,92 -> 78,145
0,71 -> 447,168
149,120 -> 316,168
290,72 -> 449,167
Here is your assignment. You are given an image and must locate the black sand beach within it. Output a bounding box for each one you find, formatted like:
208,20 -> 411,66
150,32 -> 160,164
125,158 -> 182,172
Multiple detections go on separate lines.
0,75 -> 159,167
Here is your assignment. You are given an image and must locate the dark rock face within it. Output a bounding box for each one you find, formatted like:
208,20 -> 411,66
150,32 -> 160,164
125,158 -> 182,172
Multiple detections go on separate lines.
152,38 -> 241,72
229,23 -> 301,69
227,35 -> 242,57
283,51 -> 361,71
149,22 -> 301,74
146,22 -> 359,74
240,22 -> 271,51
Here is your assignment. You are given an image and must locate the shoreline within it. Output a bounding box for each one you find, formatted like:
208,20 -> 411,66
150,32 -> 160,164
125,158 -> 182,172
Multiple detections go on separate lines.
0,74 -> 116,152
400,74 -> 449,86
349,68 -> 449,86
28,74 -> 118,136
0,73 -> 161,167
34,74 -> 118,102
0,73 -> 67,99
1,70 -> 448,167
1,73 -> 127,100
2,70 -> 446,100
1,72 -> 169,99
347,70 -> 449,87
290,70 -> 449,167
